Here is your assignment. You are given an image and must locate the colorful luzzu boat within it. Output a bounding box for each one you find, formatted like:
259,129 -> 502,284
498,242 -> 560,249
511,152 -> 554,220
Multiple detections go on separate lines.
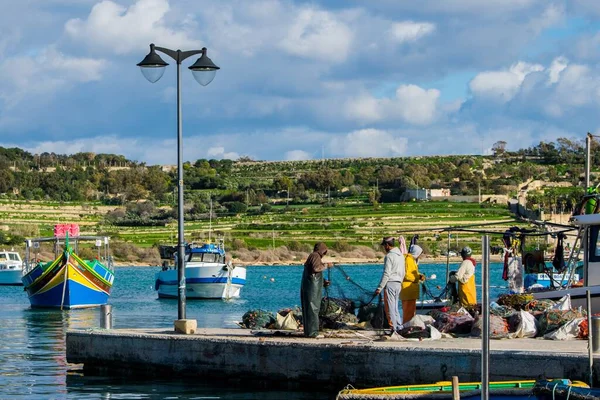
21,224 -> 114,309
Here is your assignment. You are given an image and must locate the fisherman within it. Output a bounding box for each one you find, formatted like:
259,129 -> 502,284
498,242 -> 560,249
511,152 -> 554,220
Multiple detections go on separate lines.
300,242 -> 332,338
450,246 -> 477,306
374,237 -> 405,334
401,244 -> 425,323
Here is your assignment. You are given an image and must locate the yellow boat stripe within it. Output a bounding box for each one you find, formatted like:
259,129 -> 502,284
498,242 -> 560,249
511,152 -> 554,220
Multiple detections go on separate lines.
34,263 -> 104,295
68,263 -> 104,293
36,265 -> 67,295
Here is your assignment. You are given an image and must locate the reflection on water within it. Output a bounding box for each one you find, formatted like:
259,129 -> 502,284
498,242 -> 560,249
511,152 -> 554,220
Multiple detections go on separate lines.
0,268 -> 334,399
0,264 -> 508,399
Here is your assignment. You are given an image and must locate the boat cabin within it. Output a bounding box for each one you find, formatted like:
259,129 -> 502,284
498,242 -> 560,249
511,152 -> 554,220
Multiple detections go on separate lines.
0,250 -> 23,270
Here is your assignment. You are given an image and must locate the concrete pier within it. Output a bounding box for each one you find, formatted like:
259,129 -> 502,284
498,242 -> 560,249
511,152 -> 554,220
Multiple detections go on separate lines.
66,328 -> 600,388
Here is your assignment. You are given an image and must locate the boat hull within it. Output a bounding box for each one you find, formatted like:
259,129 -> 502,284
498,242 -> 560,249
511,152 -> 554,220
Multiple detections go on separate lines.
531,285 -> 600,310
155,264 -> 246,299
22,255 -> 113,309
0,268 -> 23,285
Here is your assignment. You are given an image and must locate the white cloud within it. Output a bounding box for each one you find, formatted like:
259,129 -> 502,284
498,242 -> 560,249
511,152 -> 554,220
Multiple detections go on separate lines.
206,146 -> 240,160
344,84 -> 440,125
65,0 -> 200,55
0,47 -> 106,108
548,56 -> 568,84
279,8 -> 353,63
469,61 -> 544,102
389,21 -> 435,43
329,129 -> 409,158
284,150 -> 311,161
344,94 -> 382,123
393,85 -> 440,125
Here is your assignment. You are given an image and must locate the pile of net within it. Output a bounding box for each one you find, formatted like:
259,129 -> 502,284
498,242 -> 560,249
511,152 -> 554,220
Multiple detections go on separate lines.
240,309 -> 276,329
319,297 -> 359,329
426,294 -> 588,340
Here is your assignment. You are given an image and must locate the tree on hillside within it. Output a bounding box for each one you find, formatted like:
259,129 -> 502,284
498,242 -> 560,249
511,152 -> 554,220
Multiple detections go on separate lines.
492,141 -> 507,156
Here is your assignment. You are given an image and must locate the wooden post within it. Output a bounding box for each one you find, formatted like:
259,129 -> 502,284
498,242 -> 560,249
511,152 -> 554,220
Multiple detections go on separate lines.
452,376 -> 460,400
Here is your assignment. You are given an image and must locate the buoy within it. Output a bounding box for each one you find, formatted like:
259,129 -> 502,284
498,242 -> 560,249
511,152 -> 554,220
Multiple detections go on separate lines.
430,274 -> 437,280
270,278 -> 275,282
263,275 -> 267,279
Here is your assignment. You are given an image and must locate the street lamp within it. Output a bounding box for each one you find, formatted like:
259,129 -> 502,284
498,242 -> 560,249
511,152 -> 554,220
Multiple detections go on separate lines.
137,43 -> 219,320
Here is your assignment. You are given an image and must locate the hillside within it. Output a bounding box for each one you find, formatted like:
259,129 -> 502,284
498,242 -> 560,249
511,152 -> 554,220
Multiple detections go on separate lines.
0,137 -> 593,265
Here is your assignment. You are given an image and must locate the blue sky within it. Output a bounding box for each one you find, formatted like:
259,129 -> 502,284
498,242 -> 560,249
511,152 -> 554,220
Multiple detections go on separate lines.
1,0 -> 600,164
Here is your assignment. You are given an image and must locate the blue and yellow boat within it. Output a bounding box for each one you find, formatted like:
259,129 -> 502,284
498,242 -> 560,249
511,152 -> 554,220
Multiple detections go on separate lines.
22,224 -> 114,309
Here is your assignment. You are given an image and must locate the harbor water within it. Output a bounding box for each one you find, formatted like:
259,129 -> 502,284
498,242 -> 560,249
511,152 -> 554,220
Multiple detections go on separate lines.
0,262 -> 509,399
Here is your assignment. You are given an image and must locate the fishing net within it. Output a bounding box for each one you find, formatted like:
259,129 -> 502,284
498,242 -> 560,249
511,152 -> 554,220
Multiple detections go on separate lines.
497,293 -> 534,310
538,309 -> 585,335
241,309 -> 276,329
490,304 -> 516,319
323,265 -> 385,328
356,295 -> 389,328
471,315 -> 509,338
432,311 -> 474,334
524,299 -> 556,314
319,297 -> 359,329
398,326 -> 430,339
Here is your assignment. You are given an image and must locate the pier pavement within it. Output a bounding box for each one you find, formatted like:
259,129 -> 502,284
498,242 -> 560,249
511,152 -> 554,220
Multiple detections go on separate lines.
66,328 -> 598,388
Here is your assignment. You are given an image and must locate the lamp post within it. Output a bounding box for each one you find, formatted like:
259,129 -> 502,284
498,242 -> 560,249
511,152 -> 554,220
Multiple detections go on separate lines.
137,43 -> 219,320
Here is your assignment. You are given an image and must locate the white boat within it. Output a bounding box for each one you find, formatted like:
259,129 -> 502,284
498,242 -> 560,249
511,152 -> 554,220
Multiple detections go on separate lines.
0,250 -> 23,285
154,241 -> 246,299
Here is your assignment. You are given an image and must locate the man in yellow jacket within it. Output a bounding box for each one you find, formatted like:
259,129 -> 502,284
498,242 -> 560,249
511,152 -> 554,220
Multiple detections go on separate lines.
401,244 -> 424,323
453,246 -> 477,306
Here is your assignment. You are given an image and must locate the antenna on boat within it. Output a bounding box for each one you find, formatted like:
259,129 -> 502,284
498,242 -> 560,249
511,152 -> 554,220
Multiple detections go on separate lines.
209,198 -> 213,243
585,132 -> 592,191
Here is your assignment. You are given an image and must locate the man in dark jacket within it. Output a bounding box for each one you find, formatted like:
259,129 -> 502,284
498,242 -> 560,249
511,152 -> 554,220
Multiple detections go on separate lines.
300,242 -> 332,338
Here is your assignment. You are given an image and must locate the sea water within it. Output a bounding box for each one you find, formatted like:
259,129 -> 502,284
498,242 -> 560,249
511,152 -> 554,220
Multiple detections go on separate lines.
0,262 -> 510,399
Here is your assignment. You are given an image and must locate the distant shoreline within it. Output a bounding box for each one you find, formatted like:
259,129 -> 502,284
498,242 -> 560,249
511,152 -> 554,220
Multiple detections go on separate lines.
113,254 -> 504,268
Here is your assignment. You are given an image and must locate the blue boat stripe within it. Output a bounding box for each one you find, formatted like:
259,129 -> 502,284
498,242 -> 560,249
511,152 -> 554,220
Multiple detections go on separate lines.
156,277 -> 246,285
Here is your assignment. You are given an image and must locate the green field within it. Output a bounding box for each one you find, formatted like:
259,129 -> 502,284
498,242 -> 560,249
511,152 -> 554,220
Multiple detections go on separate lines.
0,199 -> 528,264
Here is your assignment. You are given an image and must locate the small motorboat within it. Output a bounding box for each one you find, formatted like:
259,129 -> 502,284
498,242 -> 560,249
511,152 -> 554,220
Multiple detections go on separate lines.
0,249 -> 23,285
155,239 -> 246,300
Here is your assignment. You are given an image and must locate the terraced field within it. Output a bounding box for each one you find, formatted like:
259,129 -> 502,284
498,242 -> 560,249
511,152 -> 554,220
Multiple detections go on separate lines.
0,200 -> 528,259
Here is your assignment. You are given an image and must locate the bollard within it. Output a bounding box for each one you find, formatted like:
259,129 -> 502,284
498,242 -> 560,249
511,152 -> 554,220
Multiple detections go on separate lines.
452,376 -> 460,400
592,316 -> 600,353
100,304 -> 112,329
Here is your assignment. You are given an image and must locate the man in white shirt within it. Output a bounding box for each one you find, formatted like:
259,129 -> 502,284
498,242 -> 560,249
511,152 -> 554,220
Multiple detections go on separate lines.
375,237 -> 405,334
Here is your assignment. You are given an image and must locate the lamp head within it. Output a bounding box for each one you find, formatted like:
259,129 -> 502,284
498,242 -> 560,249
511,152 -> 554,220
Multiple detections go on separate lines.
189,48 -> 220,86
137,44 -> 168,83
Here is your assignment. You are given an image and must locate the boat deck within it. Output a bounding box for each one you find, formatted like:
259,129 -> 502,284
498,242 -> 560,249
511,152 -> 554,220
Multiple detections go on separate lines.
66,327 -> 599,388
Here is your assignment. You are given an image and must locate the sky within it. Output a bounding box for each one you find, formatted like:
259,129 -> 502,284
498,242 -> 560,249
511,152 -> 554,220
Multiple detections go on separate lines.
1,0 -> 600,164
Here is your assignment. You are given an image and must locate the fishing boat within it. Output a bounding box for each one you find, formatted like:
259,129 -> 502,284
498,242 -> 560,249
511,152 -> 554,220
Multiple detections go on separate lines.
523,210 -> 600,310
336,379 -> 589,400
154,239 -> 246,299
21,224 -> 114,309
0,249 -> 24,285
